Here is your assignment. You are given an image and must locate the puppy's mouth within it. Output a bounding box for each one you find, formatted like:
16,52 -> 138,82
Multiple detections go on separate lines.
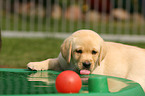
80,69 -> 91,75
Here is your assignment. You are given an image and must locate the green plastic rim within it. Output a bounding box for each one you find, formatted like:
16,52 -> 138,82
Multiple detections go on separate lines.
0,68 -> 60,74
0,68 -> 144,96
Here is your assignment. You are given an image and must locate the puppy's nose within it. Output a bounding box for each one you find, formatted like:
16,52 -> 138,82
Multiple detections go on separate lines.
83,61 -> 91,68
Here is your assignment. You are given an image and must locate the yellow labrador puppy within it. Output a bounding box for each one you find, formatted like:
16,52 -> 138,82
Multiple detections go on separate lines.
27,30 -> 145,91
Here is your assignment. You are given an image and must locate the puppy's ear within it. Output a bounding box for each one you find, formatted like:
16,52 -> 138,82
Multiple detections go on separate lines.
61,37 -> 72,64
98,42 -> 107,66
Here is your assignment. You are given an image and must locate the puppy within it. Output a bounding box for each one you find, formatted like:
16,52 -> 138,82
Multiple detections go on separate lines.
27,30 -> 145,91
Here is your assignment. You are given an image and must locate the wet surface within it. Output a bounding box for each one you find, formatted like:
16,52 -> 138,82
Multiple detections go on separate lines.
0,71 -> 90,94
0,69 -> 144,96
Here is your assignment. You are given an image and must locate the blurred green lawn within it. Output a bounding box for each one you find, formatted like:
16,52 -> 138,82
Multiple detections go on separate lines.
0,37 -> 63,68
0,37 -> 145,68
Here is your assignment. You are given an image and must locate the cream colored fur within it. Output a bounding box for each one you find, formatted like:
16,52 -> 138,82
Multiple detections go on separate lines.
27,30 -> 145,91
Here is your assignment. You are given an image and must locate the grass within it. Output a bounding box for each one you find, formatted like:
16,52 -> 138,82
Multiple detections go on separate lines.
0,37 -> 145,68
0,37 -> 63,68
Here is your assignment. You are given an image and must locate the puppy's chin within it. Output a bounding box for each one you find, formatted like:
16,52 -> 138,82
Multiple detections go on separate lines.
73,66 -> 91,75
73,62 -> 92,75
80,69 -> 91,75
76,63 -> 92,75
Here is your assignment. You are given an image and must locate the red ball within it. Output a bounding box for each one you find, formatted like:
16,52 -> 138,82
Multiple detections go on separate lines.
55,70 -> 82,93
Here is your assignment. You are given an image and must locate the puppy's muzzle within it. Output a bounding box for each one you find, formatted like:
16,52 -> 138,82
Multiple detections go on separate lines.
83,61 -> 91,68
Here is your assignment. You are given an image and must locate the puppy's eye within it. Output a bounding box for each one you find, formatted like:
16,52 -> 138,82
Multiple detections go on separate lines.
92,50 -> 97,55
76,50 -> 82,54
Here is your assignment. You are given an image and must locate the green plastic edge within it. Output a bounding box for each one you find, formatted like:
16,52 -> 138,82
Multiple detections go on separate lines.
0,68 -> 60,74
0,68 -> 145,96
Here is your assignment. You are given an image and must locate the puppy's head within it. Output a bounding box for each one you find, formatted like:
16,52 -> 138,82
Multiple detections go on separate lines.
61,30 -> 107,74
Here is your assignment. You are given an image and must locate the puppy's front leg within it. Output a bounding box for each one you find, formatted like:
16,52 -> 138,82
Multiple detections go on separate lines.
27,58 -> 61,71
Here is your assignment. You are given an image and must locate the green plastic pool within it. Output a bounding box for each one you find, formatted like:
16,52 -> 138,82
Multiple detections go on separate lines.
0,68 -> 144,96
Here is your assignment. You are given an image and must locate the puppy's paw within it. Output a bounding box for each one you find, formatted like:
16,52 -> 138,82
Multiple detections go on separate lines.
27,62 -> 48,71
